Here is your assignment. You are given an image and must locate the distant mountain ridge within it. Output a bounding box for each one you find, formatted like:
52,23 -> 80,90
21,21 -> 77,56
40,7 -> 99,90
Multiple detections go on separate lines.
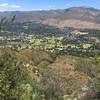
0,7 -> 100,29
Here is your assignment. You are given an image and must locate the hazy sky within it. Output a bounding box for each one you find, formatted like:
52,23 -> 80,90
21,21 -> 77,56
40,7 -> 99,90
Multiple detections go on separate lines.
0,0 -> 100,11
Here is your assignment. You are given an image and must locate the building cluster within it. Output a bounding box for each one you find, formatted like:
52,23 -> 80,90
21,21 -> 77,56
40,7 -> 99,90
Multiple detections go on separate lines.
0,34 -> 34,42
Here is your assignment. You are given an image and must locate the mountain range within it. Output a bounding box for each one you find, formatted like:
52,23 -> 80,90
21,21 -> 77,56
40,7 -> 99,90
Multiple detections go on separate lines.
1,7 -> 100,30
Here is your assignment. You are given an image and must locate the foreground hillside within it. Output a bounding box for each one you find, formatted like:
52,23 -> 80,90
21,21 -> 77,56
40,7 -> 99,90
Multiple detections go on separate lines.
0,47 -> 100,100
